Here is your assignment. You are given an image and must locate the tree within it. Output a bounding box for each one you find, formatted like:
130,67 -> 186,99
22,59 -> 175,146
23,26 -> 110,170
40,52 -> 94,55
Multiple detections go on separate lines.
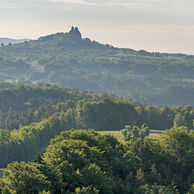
121,125 -> 133,141
160,127 -> 194,164
121,124 -> 150,141
139,124 -> 150,138
77,99 -> 137,130
79,164 -> 115,194
2,162 -> 50,194
1,130 -> 143,193
75,186 -> 99,194
173,113 -> 186,128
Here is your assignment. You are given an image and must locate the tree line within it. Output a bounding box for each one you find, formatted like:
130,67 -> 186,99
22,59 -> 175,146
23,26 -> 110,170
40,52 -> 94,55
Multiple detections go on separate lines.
0,98 -> 193,167
0,84 -> 193,131
0,84 -> 114,113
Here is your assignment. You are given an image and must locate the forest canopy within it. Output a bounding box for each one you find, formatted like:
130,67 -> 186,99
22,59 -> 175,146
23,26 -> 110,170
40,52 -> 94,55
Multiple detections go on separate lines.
0,128 -> 193,193
0,83 -> 192,193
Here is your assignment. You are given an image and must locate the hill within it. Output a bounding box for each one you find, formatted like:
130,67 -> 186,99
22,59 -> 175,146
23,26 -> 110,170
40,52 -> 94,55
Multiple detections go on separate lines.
0,27 -> 193,106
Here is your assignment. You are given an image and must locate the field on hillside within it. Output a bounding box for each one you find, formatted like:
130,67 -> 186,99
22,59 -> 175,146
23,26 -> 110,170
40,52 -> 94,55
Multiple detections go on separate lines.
149,130 -> 165,140
99,130 -> 165,141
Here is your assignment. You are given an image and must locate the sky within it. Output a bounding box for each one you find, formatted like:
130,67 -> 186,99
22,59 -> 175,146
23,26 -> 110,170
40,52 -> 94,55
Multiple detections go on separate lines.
0,0 -> 194,54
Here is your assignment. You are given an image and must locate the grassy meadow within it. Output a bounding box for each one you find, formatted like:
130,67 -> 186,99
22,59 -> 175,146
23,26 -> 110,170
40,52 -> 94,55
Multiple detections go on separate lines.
98,129 -> 165,141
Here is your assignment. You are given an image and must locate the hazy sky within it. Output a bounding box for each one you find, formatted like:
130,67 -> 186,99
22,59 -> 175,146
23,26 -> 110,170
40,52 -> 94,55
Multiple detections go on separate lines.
0,0 -> 194,54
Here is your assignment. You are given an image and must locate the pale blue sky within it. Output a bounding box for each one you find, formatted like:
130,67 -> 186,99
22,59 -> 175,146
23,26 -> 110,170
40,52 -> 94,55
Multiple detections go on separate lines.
1,0 -> 194,54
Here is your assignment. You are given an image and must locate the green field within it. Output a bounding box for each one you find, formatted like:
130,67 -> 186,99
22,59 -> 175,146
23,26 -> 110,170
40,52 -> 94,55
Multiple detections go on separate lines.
98,130 -> 165,141
149,130 -> 165,140
99,131 -> 124,141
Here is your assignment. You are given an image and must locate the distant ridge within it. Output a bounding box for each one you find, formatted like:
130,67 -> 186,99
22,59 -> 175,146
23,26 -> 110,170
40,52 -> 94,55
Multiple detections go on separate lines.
0,38 -> 30,46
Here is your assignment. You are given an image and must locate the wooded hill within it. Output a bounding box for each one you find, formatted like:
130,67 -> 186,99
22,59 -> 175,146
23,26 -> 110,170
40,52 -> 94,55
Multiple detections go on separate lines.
0,83 -> 193,168
0,27 -> 194,106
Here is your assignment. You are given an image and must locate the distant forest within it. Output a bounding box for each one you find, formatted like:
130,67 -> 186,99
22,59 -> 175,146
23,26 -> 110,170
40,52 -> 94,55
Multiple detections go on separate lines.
0,38 -> 30,46
0,27 -> 193,106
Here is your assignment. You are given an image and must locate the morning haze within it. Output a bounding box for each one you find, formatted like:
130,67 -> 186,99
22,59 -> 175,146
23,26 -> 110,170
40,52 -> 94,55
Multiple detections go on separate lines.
0,1 -> 194,193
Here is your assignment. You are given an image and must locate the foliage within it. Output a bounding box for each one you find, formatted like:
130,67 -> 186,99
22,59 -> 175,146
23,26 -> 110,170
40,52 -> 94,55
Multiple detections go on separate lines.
0,83 -> 194,130
0,127 -> 194,194
1,130 -> 142,193
2,162 -> 50,194
173,113 -> 186,128
0,98 -> 137,167
160,127 -> 194,164
77,98 -> 137,130
0,91 -> 193,168
0,83 -> 193,132
127,128 -> 194,193
135,105 -> 194,130
0,83 -> 113,113
1,128 -> 194,193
